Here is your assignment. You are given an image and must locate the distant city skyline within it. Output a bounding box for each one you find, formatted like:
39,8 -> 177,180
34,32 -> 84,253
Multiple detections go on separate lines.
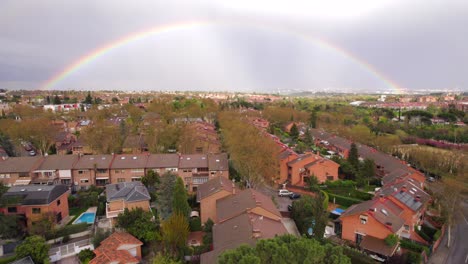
1,0 -> 468,93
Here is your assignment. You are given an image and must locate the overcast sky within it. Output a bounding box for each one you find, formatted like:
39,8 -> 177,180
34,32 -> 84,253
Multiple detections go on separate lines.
1,0 -> 467,93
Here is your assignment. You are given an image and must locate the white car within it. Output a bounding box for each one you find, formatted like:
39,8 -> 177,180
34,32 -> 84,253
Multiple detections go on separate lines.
278,189 -> 293,197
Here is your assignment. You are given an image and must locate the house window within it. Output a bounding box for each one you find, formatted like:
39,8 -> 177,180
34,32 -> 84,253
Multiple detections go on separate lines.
7,207 -> 17,213
131,169 -> 144,173
80,179 -> 89,183
78,170 -> 85,174
96,169 -> 107,174
114,170 -> 123,174
57,199 -> 61,206
404,225 -> 410,231
32,208 -> 41,214
131,177 -> 141,182
0,174 -> 4,178
183,169 -> 191,173
185,177 -> 192,183
44,171 -> 53,177
359,215 -> 368,225
117,178 -> 125,182
326,175 -> 334,181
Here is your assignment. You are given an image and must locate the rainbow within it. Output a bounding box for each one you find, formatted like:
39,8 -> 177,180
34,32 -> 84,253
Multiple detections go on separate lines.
41,20 -> 405,93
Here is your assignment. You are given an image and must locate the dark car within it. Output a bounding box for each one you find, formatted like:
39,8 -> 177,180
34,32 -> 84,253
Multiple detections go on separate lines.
288,205 -> 293,211
289,193 -> 301,200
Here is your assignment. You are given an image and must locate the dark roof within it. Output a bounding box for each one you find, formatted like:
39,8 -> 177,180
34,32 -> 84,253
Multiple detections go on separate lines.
0,156 -> 43,173
10,256 -> 35,264
216,189 -> 281,222
2,185 -> 68,205
207,153 -> 228,171
178,154 -> 208,169
146,154 -> 179,168
277,150 -> 296,160
110,154 -> 148,169
382,169 -> 411,185
360,235 -> 399,257
380,179 -> 431,211
106,181 -> 150,203
36,155 -> 78,170
197,176 -> 233,201
73,155 -> 114,169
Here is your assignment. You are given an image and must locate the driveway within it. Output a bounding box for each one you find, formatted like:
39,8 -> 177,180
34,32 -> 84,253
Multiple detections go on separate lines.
56,256 -> 79,264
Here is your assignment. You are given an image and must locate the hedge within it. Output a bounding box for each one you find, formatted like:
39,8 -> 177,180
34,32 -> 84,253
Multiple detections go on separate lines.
46,223 -> 89,240
320,191 -> 329,210
433,229 -> 442,241
325,192 -> 363,207
0,255 -> 16,264
400,239 -> 429,254
341,246 -> 376,264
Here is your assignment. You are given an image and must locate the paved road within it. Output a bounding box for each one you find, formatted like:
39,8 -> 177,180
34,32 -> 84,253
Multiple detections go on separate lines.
446,197 -> 468,264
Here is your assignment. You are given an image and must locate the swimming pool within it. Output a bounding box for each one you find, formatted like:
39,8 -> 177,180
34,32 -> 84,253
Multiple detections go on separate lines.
73,212 -> 96,224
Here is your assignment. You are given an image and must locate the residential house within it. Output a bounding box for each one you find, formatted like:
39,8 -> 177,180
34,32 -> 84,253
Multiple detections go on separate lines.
338,198 -> 403,259
89,232 -> 143,264
0,156 -> 43,186
105,181 -> 151,223
32,155 -> 79,186
180,122 -> 221,154
200,189 -> 289,263
283,153 -> 339,186
0,185 -> 69,226
70,138 -> 93,155
72,154 -> 114,190
278,150 -> 298,183
418,96 -> 438,103
122,134 -> 148,154
207,153 -> 229,179
54,132 -> 77,155
197,176 -> 234,224
109,154 -> 148,184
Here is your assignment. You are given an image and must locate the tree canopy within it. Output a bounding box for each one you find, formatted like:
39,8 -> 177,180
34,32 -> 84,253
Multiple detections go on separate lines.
218,235 -> 350,264
172,177 -> 190,218
15,235 -> 50,264
116,207 -> 159,242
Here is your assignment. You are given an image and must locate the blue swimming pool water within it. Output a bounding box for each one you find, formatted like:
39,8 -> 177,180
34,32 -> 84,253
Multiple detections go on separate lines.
74,212 -> 96,224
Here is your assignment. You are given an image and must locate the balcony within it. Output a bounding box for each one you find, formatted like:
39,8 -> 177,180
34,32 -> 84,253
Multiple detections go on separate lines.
106,203 -> 124,219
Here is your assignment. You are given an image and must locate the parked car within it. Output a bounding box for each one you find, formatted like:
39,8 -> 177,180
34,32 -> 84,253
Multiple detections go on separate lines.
28,150 -> 36,156
289,193 -> 301,200
278,189 -> 293,197
287,205 -> 293,211
427,177 -> 435,182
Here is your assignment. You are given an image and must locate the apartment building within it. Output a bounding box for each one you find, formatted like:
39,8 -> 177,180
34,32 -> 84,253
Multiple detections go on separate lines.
32,155 -> 79,185
280,152 -> 339,186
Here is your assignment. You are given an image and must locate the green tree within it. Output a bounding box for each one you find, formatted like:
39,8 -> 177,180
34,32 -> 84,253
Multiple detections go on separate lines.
77,248 -> 95,264
116,207 -> 159,242
152,253 -> 183,264
218,235 -> 350,264
84,91 -> 93,104
291,194 -> 328,239
142,170 -> 160,201
290,123 -> 299,141
15,235 -> 50,264
0,213 -> 23,239
52,95 -> 61,105
347,142 -> 359,171
158,172 -> 177,219
309,111 -> 318,128
358,158 -> 375,187
161,212 -> 189,258
172,177 -> 190,218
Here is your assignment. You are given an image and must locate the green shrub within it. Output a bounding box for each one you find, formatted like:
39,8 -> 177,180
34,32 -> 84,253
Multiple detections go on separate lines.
325,180 -> 357,189
46,223 -> 89,240
385,234 -> 399,246
421,225 -> 437,239
62,234 -> 71,243
433,229 -> 442,241
416,229 -> 431,242
326,192 -> 362,207
320,190 -> 329,210
78,248 -> 95,263
406,251 -> 422,264
0,255 -> 16,264
189,217 -> 202,232
341,246 -> 376,264
400,239 -> 429,254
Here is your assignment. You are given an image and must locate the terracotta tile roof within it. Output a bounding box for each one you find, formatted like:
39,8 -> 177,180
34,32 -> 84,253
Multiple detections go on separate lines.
111,154 -> 148,169
36,155 -> 79,170
207,153 -> 228,171
201,212 -> 288,264
73,154 -> 114,169
90,232 -> 143,264
146,154 -> 179,168
0,156 -> 43,173
197,176 -> 233,201
360,235 -> 399,257
216,189 -> 281,222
